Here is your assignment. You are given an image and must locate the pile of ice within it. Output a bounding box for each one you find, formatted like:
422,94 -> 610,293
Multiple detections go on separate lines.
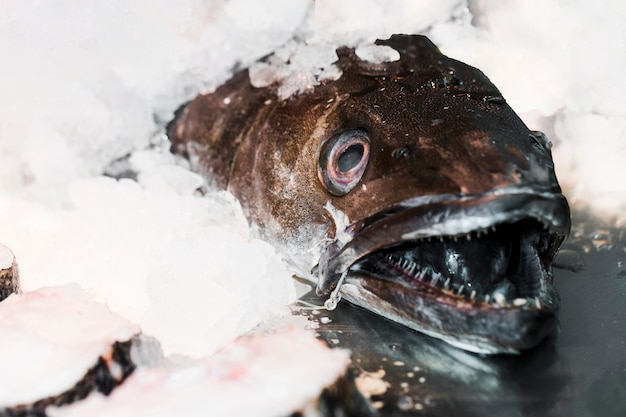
0,0 -> 314,358
0,147 -> 297,357
0,0 -> 624,390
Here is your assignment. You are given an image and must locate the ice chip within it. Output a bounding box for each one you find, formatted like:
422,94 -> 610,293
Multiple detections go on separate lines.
355,44 -> 400,63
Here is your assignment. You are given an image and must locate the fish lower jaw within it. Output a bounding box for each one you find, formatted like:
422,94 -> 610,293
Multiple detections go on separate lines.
339,275 -> 560,355
349,265 -> 557,313
364,260 -> 556,312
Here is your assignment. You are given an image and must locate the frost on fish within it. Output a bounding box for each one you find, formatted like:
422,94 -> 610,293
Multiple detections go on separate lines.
0,285 -> 139,416
0,244 -> 20,302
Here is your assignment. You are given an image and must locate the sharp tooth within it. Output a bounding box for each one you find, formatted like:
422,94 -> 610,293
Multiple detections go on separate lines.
443,278 -> 451,290
453,236 -> 458,242
484,294 -> 490,304
439,237 -> 444,243
534,297 -> 541,309
513,298 -> 527,306
431,273 -> 440,286
490,226 -> 496,232
466,234 -> 471,241
494,293 -> 506,306
456,285 -> 465,296
417,270 -> 426,281
470,290 -> 476,301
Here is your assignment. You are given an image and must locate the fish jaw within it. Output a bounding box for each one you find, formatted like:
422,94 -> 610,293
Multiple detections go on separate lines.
339,276 -> 559,354
317,190 -> 570,354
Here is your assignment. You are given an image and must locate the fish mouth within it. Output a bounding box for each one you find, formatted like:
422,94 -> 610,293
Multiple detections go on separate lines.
318,191 -> 570,354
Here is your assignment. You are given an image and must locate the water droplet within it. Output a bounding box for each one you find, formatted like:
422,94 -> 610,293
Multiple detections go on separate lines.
591,229 -> 613,250
398,396 -> 414,411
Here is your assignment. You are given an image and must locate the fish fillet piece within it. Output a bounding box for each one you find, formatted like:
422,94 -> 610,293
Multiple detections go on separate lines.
49,329 -> 374,417
0,284 -> 140,415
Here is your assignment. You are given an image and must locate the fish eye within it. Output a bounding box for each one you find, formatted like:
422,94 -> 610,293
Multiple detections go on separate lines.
318,129 -> 370,196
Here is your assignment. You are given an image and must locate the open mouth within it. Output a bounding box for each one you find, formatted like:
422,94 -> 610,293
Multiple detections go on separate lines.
352,219 -> 559,309
317,191 -> 570,354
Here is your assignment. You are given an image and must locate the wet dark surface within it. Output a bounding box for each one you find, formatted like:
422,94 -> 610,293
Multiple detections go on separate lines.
301,212 -> 626,417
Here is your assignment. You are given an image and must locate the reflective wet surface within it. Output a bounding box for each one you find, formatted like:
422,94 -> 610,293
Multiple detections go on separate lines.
301,211 -> 626,416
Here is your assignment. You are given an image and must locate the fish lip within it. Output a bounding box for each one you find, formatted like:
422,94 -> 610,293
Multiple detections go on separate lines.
318,189 -> 571,296
316,190 -> 570,353
339,275 -> 560,354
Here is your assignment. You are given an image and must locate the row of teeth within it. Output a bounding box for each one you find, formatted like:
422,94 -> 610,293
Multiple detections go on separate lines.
384,254 -> 542,309
418,220 -> 551,243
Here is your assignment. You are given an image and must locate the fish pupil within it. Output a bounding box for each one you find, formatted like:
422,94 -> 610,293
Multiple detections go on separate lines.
337,144 -> 364,172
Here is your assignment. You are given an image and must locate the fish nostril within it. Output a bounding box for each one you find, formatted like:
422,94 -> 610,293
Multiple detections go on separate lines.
392,146 -> 411,159
529,131 -> 552,151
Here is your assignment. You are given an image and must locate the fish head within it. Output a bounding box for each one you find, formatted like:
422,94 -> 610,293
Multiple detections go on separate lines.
306,35 -> 570,354
169,34 -> 571,354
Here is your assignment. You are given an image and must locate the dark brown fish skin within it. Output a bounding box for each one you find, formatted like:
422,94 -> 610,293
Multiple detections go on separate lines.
170,35 -> 556,240
169,34 -> 570,354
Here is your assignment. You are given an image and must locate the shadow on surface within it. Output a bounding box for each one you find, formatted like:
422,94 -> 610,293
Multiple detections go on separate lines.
299,211 -> 626,416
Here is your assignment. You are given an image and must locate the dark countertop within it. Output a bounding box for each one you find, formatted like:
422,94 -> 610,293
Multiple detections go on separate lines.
303,211 -> 626,417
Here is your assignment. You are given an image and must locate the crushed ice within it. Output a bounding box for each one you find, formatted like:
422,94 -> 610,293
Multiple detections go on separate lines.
0,0 -> 625,408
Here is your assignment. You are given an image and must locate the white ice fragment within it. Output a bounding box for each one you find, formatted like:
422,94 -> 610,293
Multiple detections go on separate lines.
140,228 -> 296,358
355,44 -> 400,64
138,165 -> 204,195
49,330 -> 350,417
324,201 -> 352,245
553,111 -> 626,219
314,0 -> 462,46
292,42 -> 338,70
0,244 -> 14,270
0,285 -> 139,406
250,41 -> 340,100
0,153 -> 296,358
249,62 -> 283,88
317,63 -> 343,82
